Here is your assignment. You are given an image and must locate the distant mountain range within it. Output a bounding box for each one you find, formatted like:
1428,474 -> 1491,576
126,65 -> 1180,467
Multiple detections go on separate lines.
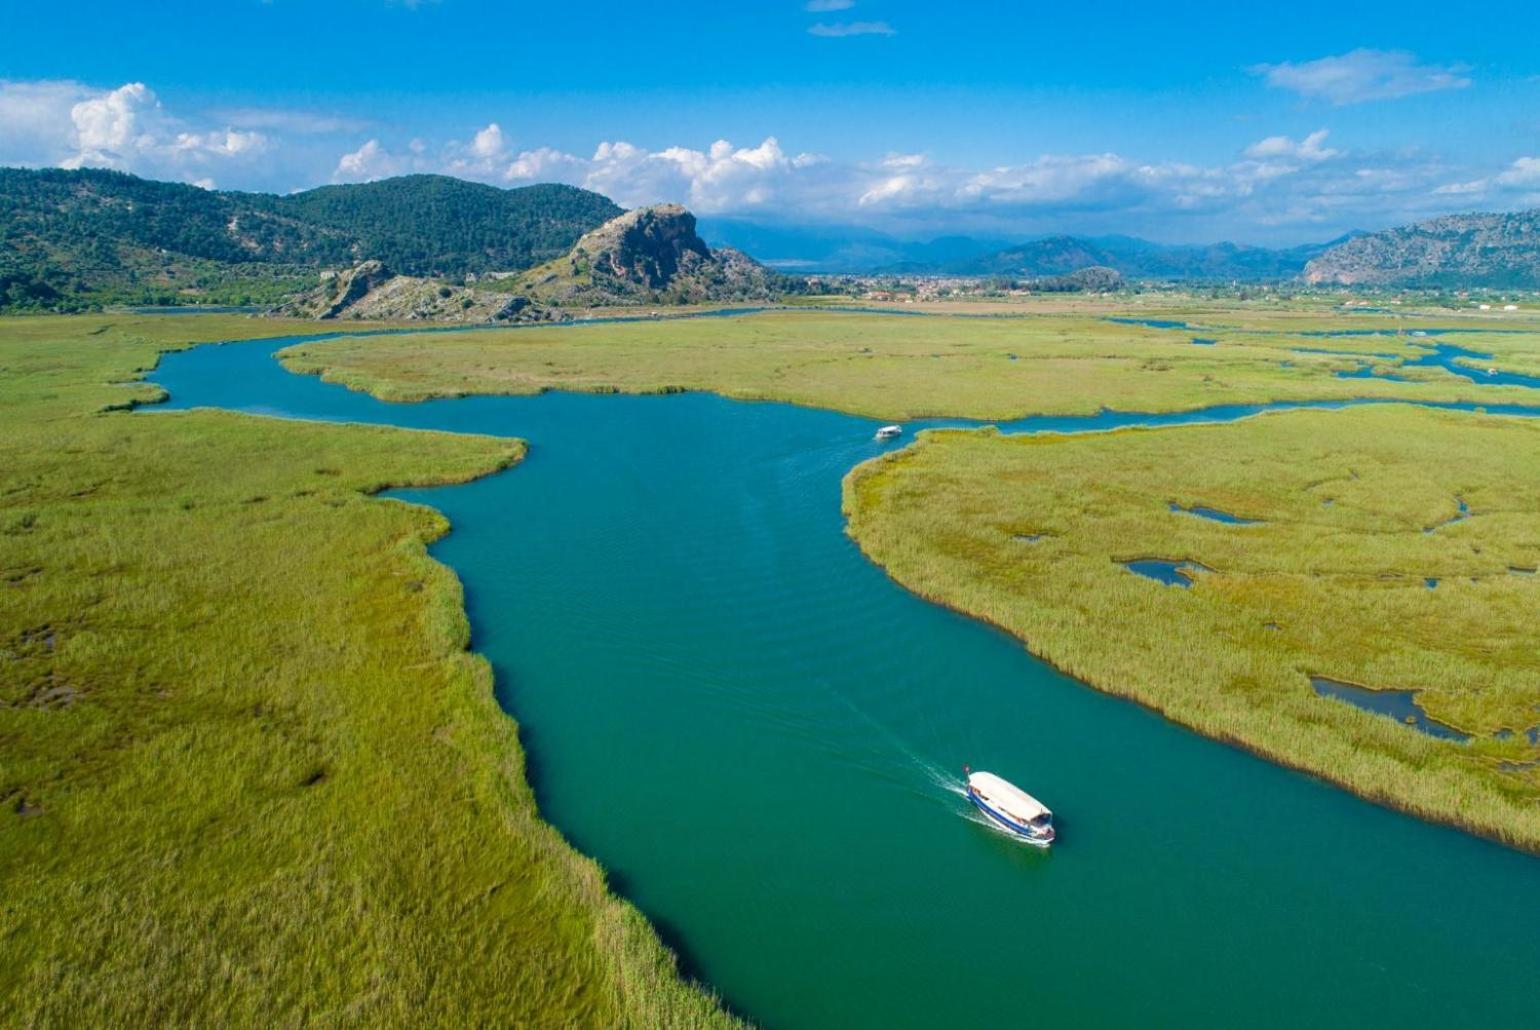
4,167 -> 1538,313
699,218 -> 1351,280
1304,209 -> 1540,289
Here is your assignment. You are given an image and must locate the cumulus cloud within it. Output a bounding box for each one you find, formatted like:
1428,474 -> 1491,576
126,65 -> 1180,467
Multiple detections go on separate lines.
1243,129 -> 1339,162
0,77 -> 1525,243
809,21 -> 895,37
1496,157 -> 1540,187
1252,49 -> 1470,106
496,136 -> 830,214
335,139 -> 403,180
1437,156 -> 1540,200
0,78 -> 271,188
470,123 -> 506,160
321,124 -> 1525,240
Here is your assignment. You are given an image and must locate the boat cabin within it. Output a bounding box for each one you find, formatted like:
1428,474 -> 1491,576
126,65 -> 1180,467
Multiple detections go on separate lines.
966,770 -> 1055,845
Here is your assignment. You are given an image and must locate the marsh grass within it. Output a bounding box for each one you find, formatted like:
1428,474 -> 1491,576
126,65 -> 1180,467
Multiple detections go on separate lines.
844,405 -> 1540,851
0,316 -> 731,1025
276,308 -> 1540,420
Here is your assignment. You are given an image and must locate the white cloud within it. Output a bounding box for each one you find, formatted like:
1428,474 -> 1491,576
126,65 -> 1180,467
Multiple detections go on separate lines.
0,77 -> 1528,244
0,79 -> 94,163
212,106 -> 369,134
809,21 -> 895,37
320,126 -> 1522,241
1496,157 -> 1540,187
335,139 -> 397,180
1243,129 -> 1338,162
1433,157 -> 1540,199
505,145 -> 589,182
1252,49 -> 1470,106
0,78 -> 271,188
470,123 -> 506,160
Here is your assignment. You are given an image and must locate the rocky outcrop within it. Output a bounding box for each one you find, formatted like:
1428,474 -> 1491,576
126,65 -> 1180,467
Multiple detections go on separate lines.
274,262 -> 551,323
1305,209 -> 1540,288
514,204 -> 782,306
580,204 -> 712,287
310,260 -> 395,319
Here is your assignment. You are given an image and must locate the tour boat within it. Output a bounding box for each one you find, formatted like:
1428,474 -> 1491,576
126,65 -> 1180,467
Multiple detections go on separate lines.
965,768 -> 1055,847
874,425 -> 903,441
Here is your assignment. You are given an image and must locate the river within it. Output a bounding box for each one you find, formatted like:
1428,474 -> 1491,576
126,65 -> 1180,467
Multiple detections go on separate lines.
148,333 -> 1540,1028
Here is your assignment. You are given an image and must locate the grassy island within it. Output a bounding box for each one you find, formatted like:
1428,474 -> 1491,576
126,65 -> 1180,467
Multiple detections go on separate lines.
844,405 -> 1540,850
0,316 -> 729,1025
277,305 -> 1540,420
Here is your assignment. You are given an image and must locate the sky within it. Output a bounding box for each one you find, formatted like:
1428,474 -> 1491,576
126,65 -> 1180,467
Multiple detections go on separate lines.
2,0 -> 1538,244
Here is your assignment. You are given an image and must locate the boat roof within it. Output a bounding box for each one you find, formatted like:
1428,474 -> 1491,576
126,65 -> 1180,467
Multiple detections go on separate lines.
968,771 -> 1051,820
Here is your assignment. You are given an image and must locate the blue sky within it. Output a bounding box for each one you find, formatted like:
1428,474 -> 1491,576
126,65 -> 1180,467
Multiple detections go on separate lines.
2,0 -> 1538,243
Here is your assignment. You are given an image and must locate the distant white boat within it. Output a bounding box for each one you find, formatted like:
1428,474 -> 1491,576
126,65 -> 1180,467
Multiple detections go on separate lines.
965,768 -> 1055,847
874,425 -> 903,441
1487,368 -> 1498,376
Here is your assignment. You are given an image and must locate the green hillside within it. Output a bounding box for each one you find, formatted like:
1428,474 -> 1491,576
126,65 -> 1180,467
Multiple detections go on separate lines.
0,169 -> 622,311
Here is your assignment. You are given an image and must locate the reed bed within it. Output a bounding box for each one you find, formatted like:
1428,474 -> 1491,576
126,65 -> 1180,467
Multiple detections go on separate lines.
277,307 -> 1540,421
0,315 -> 732,1025
844,405 -> 1540,850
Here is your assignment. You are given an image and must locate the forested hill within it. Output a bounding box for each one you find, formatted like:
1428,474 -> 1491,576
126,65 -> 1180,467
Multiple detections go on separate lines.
0,168 -> 622,309
273,177 -> 623,274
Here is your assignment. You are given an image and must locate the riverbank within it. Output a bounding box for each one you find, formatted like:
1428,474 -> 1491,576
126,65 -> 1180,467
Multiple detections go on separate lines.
843,406 -> 1540,851
0,316 -> 731,1025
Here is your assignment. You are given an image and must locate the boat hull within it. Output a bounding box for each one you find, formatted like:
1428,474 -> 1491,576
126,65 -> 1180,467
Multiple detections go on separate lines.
968,791 -> 1053,847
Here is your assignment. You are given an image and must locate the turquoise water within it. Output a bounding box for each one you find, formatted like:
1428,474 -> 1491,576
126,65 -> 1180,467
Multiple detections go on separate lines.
149,337 -> 1540,1028
1311,679 -> 1471,742
1169,502 -> 1260,525
1122,558 -> 1204,587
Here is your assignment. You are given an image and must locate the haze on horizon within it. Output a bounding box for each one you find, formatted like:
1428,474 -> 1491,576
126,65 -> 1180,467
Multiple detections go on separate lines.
1,0 -> 1537,245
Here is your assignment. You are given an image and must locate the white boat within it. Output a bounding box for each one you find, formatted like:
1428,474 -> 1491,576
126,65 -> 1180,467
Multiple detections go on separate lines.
874,425 -> 903,441
965,768 -> 1055,847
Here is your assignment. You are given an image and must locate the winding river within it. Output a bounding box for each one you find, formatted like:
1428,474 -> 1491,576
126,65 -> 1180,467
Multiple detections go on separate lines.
149,331 -> 1540,1028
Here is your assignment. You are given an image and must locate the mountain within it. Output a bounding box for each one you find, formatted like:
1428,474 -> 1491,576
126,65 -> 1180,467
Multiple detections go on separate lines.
513,204 -> 783,306
1304,210 -> 1540,288
273,176 -> 622,275
0,168 -> 621,310
698,217 -> 1341,279
697,218 -> 1010,272
943,234 -> 1342,281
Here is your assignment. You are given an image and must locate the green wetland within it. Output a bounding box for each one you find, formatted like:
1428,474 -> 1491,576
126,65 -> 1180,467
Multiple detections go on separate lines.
146,328 -> 1540,1028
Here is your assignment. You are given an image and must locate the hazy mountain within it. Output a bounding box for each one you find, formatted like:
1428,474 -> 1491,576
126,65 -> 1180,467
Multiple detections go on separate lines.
698,217 -> 1343,280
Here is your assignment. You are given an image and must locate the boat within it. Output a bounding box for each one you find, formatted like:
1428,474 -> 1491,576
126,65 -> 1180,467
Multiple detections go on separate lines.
874,425 -> 903,441
965,768 -> 1055,847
